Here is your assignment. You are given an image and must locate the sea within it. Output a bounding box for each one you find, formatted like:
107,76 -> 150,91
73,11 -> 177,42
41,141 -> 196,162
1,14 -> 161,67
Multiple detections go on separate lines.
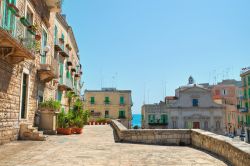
132,114 -> 141,127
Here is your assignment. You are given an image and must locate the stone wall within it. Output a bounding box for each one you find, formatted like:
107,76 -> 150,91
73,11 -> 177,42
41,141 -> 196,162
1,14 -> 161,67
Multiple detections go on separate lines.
111,120 -> 191,145
111,120 -> 250,166
191,129 -> 250,166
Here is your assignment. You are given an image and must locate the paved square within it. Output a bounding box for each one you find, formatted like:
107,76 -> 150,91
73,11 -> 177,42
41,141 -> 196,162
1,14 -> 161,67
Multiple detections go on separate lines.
0,125 -> 227,166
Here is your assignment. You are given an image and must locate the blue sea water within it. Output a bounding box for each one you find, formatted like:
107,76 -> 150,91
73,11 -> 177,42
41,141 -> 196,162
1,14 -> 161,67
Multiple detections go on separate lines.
132,114 -> 141,127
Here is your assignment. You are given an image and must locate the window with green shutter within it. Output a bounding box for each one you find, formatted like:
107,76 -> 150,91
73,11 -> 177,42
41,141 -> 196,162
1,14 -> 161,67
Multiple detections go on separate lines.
57,90 -> 62,101
104,97 -> 110,104
90,97 -> 95,104
148,114 -> 155,124
54,25 -> 58,43
160,114 -> 168,124
244,90 -> 247,99
248,76 -> 250,85
120,96 -> 124,105
118,110 -> 125,119
248,88 -> 250,98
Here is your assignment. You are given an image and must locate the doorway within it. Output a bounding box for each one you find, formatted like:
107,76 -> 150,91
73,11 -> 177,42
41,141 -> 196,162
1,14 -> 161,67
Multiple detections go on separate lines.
193,122 -> 200,129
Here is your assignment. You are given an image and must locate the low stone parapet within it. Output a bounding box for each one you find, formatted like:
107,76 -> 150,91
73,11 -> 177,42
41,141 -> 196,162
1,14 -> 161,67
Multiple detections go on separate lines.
191,129 -> 250,166
111,120 -> 191,145
111,120 -> 250,166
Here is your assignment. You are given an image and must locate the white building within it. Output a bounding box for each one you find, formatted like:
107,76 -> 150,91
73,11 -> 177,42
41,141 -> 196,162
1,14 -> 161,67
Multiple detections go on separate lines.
142,77 -> 225,134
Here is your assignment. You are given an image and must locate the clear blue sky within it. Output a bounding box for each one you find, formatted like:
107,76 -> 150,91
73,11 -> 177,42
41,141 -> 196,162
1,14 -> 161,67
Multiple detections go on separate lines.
63,0 -> 250,114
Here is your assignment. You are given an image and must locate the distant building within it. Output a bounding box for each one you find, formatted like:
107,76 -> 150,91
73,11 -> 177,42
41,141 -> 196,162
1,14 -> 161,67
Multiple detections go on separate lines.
84,88 -> 132,128
211,79 -> 244,135
142,77 -> 225,135
240,67 -> 250,143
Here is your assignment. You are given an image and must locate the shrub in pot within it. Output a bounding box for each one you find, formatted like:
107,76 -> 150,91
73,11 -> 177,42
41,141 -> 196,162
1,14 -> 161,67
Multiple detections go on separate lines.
57,110 -> 71,135
39,99 -> 61,112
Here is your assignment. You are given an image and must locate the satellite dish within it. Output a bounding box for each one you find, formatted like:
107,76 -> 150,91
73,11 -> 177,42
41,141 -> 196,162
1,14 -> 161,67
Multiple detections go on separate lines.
43,46 -> 51,53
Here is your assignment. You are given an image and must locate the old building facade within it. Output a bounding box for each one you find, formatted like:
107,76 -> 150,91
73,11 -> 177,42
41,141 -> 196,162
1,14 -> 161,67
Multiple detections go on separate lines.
0,0 -> 82,145
84,88 -> 132,128
240,67 -> 250,142
142,77 -> 225,134
211,79 -> 245,135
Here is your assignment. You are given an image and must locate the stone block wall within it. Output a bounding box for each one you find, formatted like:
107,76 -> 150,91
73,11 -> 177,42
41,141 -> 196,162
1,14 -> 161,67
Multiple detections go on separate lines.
111,120 -> 191,145
111,120 -> 250,166
191,129 -> 250,166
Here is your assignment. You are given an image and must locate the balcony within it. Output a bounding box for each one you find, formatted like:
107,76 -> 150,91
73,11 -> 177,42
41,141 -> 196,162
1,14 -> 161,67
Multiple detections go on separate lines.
58,77 -> 73,91
148,122 -> 168,126
239,108 -> 249,113
0,19 -> 36,64
37,58 -> 59,82
90,112 -> 101,117
67,60 -> 72,66
118,116 -> 126,119
54,39 -> 69,58
71,67 -> 76,73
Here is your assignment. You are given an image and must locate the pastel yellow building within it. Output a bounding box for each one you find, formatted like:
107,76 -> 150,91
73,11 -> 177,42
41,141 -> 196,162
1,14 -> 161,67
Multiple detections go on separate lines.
84,88 -> 132,128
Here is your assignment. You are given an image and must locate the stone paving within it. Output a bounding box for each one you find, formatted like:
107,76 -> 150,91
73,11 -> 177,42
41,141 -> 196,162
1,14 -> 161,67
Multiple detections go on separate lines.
0,125 -> 228,166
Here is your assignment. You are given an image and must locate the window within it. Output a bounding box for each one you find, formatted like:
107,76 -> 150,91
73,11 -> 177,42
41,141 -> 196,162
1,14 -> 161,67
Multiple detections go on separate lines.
118,110 -> 125,119
244,90 -> 247,99
160,114 -> 168,124
104,97 -> 110,104
173,121 -> 177,129
222,89 -> 227,96
148,114 -> 155,123
120,96 -> 124,105
21,73 -> 29,119
57,90 -> 62,101
54,25 -> 58,43
248,88 -> 250,98
41,29 -> 47,64
248,76 -> 250,86
25,7 -> 33,38
90,97 -> 95,104
105,110 -> 109,118
204,121 -> 208,130
216,121 -> 220,129
3,0 -> 16,34
192,99 -> 199,107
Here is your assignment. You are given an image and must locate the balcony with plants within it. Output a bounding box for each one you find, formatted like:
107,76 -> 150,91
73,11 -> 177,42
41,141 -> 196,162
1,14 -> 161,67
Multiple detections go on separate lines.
38,55 -> 59,82
54,37 -> 69,58
0,1 -> 39,64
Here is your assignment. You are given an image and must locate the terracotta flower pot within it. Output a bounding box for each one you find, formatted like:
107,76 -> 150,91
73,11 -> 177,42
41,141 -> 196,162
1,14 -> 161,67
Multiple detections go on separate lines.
57,128 -> 72,135
35,34 -> 41,41
74,128 -> 83,134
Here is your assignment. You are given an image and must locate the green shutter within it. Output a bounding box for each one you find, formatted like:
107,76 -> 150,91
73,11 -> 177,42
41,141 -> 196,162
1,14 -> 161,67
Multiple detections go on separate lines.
160,114 -> 168,124
120,96 -> 124,104
54,25 -> 58,43
59,62 -> 64,84
119,110 -> 125,118
57,91 -> 62,101
90,97 -> 95,104
248,76 -> 250,86
248,88 -> 250,98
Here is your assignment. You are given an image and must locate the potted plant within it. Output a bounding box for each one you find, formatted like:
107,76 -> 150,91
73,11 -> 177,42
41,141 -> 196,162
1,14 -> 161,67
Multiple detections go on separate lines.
39,99 -> 61,112
35,34 -> 41,41
20,17 -> 31,27
57,110 -> 72,135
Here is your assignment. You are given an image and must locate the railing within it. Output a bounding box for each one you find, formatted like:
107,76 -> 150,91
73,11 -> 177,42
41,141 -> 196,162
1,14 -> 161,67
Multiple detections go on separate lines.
65,77 -> 73,89
0,11 -> 37,55
118,116 -> 126,119
54,38 -> 64,51
90,112 -> 101,117
239,108 -> 249,113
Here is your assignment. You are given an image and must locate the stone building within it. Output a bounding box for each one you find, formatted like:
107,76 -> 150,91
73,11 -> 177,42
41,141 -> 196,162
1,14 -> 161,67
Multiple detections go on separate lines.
240,67 -> 250,142
53,13 -> 82,112
211,79 -> 245,135
84,88 -> 132,128
0,0 -> 82,145
142,77 -> 225,134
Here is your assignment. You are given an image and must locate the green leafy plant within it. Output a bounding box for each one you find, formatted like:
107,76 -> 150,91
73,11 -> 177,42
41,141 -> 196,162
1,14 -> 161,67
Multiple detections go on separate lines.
39,98 -> 61,111
57,110 -> 69,128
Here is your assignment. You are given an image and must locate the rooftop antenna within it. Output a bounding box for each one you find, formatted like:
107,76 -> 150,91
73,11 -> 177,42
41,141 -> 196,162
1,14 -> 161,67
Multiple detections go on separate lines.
100,68 -> 103,88
143,83 -> 146,105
